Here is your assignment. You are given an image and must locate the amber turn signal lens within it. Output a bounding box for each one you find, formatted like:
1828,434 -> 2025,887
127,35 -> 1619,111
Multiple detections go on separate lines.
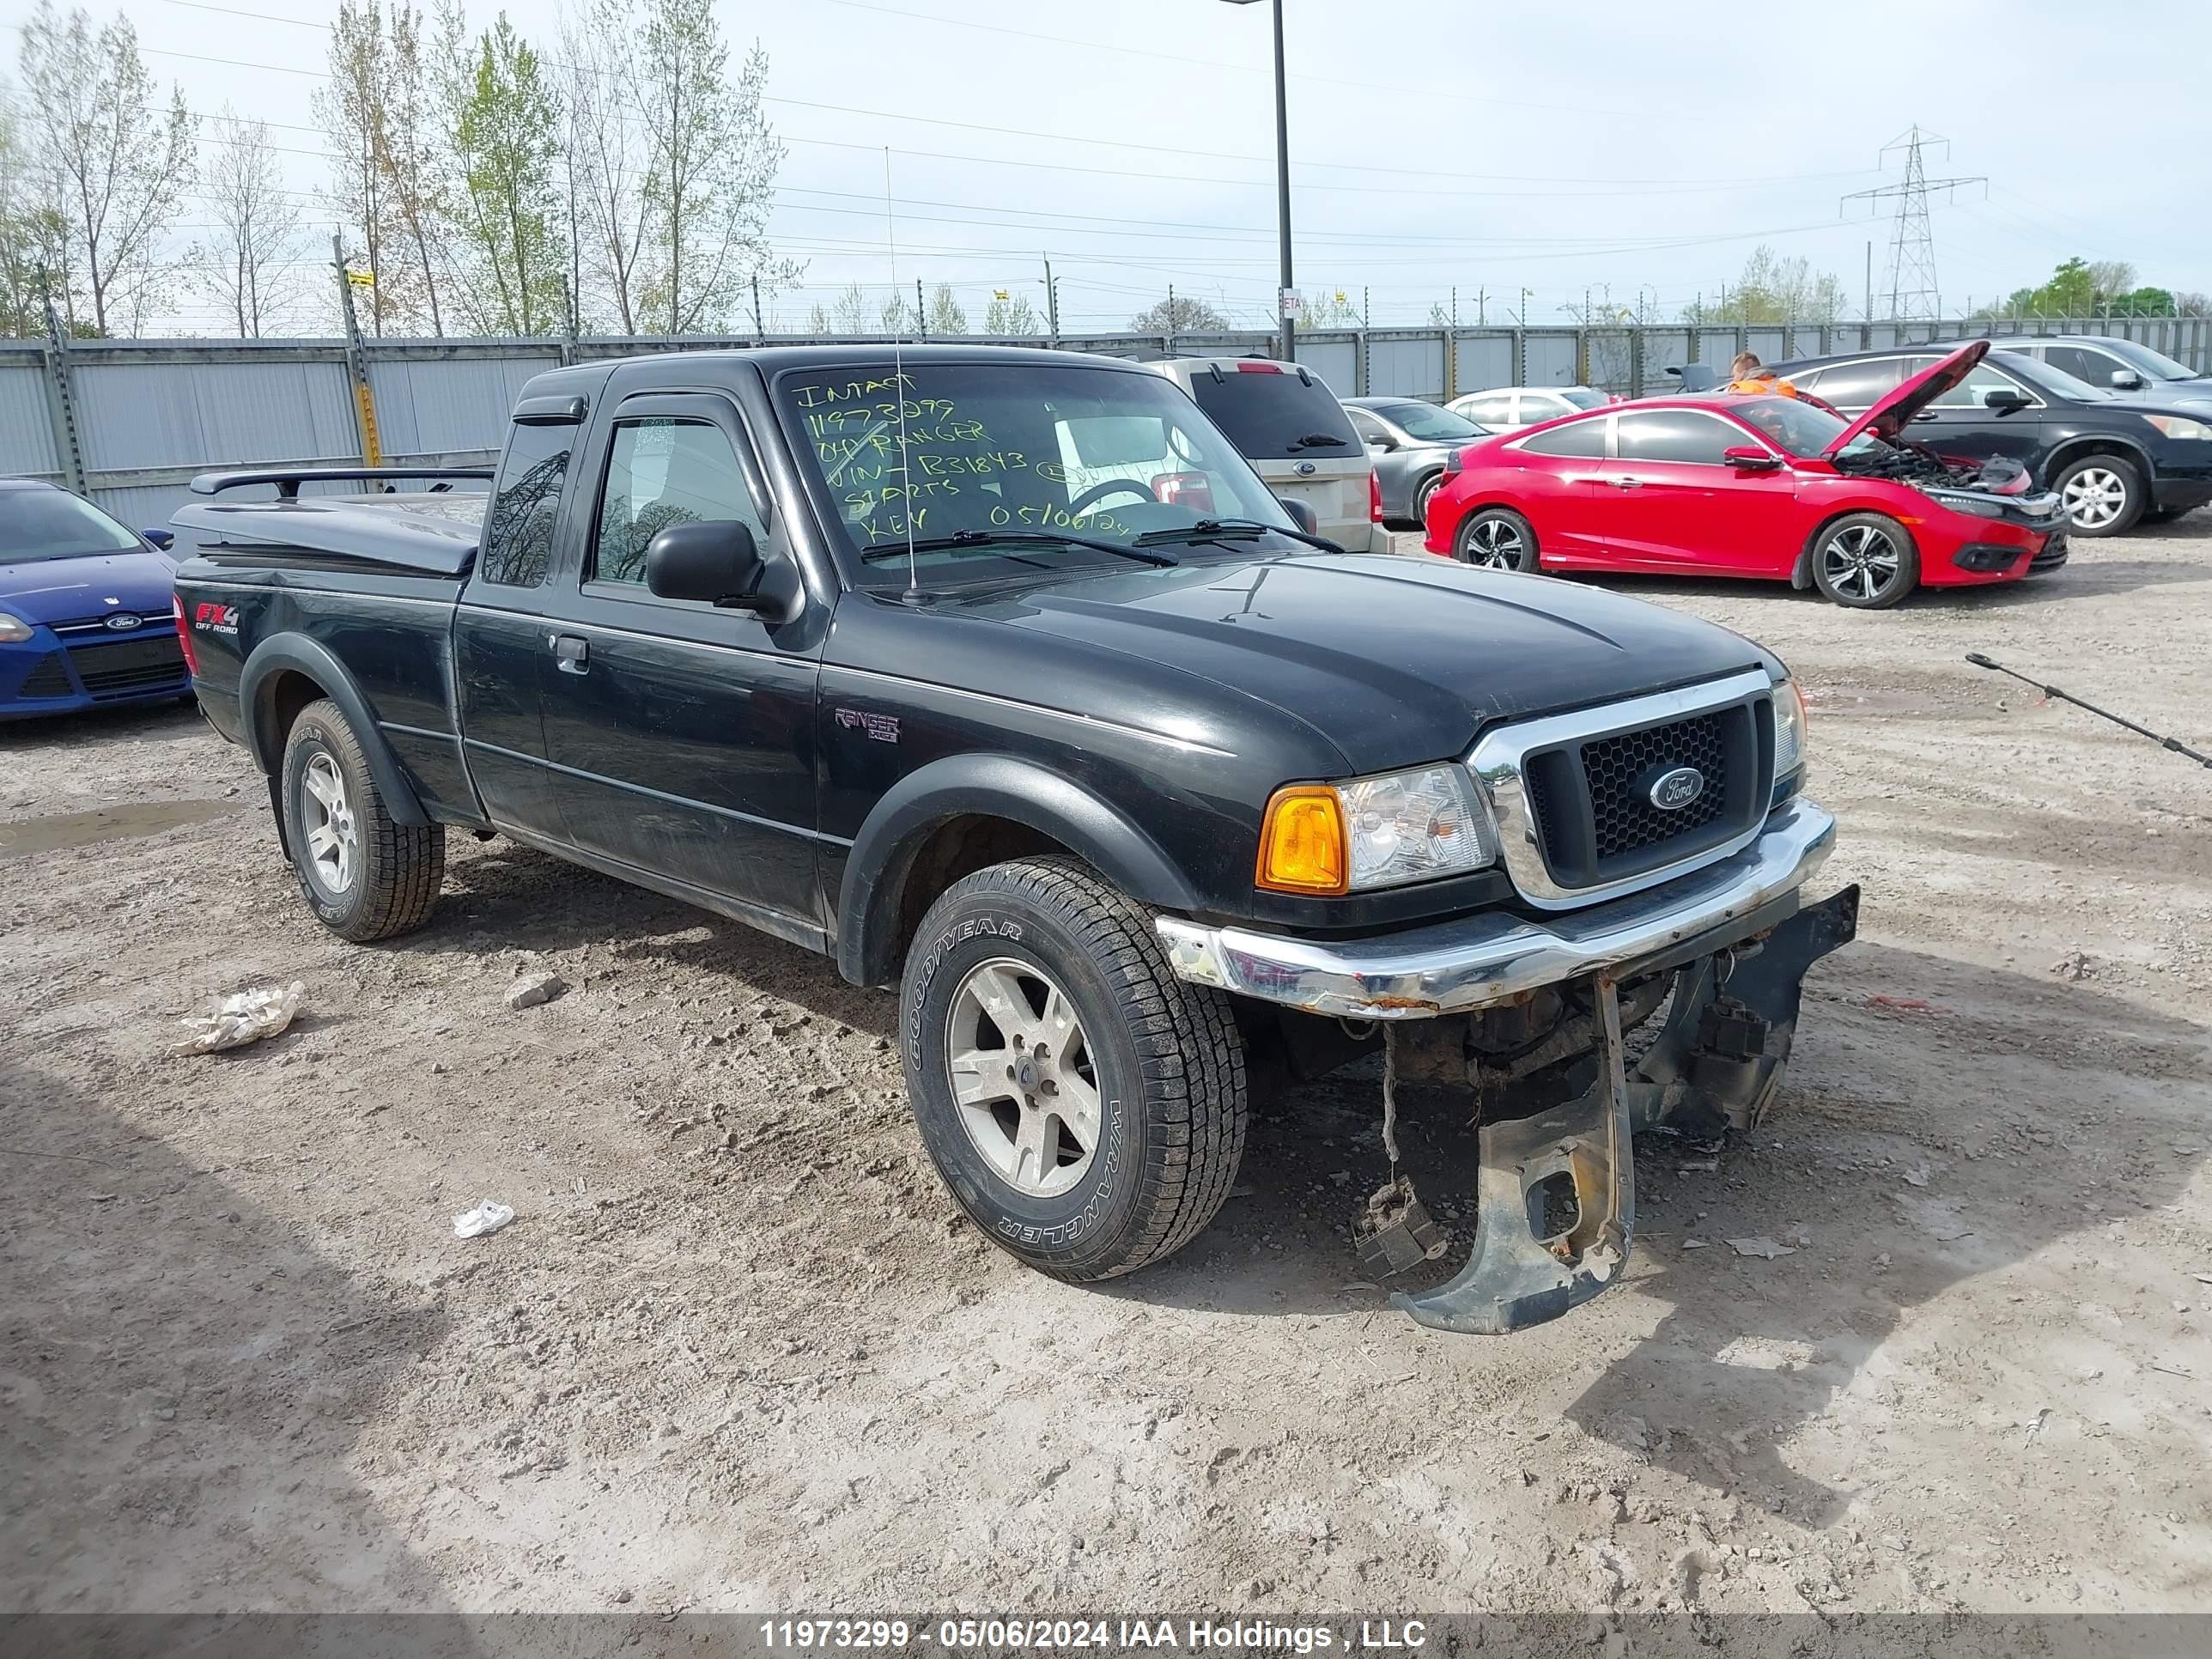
1255,785 -> 1348,896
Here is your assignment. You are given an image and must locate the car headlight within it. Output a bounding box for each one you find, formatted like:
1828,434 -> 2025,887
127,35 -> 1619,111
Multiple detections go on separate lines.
1256,764 -> 1496,896
1927,491 -> 2005,518
1772,677 -> 1809,785
0,611 -> 33,644
2144,414 -> 2212,441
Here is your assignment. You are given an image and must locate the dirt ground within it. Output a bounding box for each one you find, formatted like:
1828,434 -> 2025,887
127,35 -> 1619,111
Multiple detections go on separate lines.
4,526 -> 2210,1622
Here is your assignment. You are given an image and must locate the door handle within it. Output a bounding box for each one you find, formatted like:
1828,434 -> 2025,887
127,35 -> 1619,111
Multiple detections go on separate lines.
551,634 -> 589,674
1608,477 -> 1644,489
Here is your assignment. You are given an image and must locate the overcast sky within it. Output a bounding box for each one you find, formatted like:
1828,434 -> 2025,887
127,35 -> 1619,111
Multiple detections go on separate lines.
6,0 -> 2209,334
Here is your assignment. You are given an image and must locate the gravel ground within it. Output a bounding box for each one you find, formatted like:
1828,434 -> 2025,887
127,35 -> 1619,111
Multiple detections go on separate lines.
3,526 -> 2209,1620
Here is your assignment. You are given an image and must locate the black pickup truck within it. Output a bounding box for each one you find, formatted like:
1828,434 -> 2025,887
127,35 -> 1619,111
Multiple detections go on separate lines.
173,344 -> 1856,1334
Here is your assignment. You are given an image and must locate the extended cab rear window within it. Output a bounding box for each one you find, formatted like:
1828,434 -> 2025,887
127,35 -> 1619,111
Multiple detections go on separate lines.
1184,366 -> 1359,459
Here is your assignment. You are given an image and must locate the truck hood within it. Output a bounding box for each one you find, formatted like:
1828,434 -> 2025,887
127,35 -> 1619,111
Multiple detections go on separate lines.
955,551 -> 1776,772
0,547 -> 178,625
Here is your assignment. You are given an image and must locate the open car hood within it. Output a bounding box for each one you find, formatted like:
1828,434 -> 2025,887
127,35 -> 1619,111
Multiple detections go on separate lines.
1822,339 -> 1990,457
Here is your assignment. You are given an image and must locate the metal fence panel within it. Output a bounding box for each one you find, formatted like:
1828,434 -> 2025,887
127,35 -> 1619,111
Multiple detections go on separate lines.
1642,330 -> 1691,384
1297,337 -> 1358,397
1523,331 -> 1579,386
1367,334 -> 1443,399
368,354 -> 560,457
0,362 -> 60,477
73,356 -> 358,471
1451,332 -> 1513,395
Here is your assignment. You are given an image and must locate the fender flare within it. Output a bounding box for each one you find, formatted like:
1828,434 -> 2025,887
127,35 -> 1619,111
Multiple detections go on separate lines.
836,752 -> 1201,987
239,633 -> 429,827
1791,503 -> 1922,591
2042,434 -> 2154,485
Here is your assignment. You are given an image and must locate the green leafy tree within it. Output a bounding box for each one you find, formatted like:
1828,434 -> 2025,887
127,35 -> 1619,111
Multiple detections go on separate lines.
441,9 -> 564,335
1298,289 -> 1363,328
0,85 -> 70,337
984,291 -> 1041,334
925,282 -> 967,335
19,1 -> 196,337
1681,246 -> 1844,325
316,1 -> 402,333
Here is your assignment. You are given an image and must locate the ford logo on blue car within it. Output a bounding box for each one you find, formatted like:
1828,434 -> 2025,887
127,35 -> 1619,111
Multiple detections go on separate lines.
1648,766 -> 1705,811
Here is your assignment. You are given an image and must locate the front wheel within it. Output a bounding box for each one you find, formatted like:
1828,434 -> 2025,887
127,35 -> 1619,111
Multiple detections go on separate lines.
899,855 -> 1248,1282
279,698 -> 446,941
1455,506 -> 1536,570
1810,513 -> 1919,609
1412,472 -> 1444,526
2052,454 -> 2144,536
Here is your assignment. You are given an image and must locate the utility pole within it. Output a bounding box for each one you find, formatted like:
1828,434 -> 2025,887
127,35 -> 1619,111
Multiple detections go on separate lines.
1864,240 -> 1874,323
1224,0 -> 1295,361
331,232 -> 381,468
1477,289 -> 1486,326
1042,253 -> 1059,343
1842,125 -> 1984,324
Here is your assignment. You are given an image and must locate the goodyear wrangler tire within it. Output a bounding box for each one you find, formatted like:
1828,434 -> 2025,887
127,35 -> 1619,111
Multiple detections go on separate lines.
279,697 -> 446,942
899,855 -> 1249,1281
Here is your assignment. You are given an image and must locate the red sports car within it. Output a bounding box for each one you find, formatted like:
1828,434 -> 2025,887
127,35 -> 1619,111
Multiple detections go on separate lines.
1424,341 -> 2070,609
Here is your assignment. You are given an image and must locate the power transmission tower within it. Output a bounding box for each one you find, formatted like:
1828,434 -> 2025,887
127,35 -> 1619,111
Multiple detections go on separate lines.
1841,127 -> 1984,324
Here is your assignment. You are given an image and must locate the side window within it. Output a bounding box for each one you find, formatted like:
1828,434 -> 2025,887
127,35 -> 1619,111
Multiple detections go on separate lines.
1462,393 -> 1516,427
1615,410 -> 1735,465
1798,357 -> 1905,410
478,421 -> 572,586
592,419 -> 768,586
1519,416 -> 1607,458
1347,409 -> 1389,444
2044,344 -> 2115,384
1516,394 -> 1566,424
1931,363 -> 2030,409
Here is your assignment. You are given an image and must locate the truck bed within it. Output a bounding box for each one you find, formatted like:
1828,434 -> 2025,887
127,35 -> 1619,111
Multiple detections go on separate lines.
173,490 -> 489,576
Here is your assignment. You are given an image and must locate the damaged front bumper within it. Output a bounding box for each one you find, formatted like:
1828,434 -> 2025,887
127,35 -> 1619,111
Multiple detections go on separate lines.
1157,798 -> 1837,1021
1155,799 -> 1857,1334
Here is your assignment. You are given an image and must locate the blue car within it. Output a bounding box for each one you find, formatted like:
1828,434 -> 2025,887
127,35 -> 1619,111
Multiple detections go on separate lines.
1,479 -> 192,720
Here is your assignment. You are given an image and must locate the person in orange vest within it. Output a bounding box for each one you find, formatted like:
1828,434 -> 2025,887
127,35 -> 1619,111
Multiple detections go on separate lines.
1725,351 -> 1800,397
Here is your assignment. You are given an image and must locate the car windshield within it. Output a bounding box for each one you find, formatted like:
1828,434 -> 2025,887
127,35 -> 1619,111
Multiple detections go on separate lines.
1733,396 -> 1888,459
0,487 -> 144,562
1372,401 -> 1486,441
2108,339 -> 2200,381
774,361 -> 1303,588
1559,387 -> 1610,410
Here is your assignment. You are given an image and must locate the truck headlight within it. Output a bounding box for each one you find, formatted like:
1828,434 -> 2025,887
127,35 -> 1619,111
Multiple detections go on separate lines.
0,611 -> 33,644
1772,677 -> 1808,787
1257,765 -> 1496,896
2145,414 -> 2212,441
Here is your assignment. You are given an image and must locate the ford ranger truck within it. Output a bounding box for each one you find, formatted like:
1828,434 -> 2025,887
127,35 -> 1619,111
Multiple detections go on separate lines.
171,345 -> 1857,1334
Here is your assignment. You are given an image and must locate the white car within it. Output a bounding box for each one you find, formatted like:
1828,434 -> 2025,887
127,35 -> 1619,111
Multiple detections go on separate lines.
1446,384 -> 1613,431
1147,356 -> 1385,551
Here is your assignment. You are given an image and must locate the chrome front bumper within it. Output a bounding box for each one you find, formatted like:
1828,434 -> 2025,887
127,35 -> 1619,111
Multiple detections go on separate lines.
1157,798 -> 1837,1020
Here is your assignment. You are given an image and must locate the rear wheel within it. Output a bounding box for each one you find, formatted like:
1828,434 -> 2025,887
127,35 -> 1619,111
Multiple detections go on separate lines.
900,855 -> 1248,1282
2052,454 -> 2145,536
279,698 -> 446,941
1455,507 -> 1536,571
1809,513 -> 1919,609
1412,472 -> 1444,526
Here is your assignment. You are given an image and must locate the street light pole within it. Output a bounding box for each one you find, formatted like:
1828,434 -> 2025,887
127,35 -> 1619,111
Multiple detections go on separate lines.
1226,0 -> 1294,362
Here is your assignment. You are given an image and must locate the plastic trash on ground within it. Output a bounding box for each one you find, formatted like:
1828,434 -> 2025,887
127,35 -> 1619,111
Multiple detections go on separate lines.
453,1200 -> 515,1239
171,981 -> 307,1056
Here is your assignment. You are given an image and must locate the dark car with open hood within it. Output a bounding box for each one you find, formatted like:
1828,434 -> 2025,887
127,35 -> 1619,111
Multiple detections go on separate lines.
171,344 -> 1856,1336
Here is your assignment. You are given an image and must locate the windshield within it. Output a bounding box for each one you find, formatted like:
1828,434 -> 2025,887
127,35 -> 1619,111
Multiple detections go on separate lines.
1559,387 -> 1610,410
1733,396 -> 1887,459
2109,339 -> 2200,381
1182,364 -> 1359,458
775,361 -> 1301,588
0,487 -> 144,562
1373,401 -> 1486,441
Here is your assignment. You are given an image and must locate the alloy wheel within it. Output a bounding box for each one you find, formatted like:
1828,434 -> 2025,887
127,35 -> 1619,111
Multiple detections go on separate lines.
300,750 -> 359,896
1462,516 -> 1526,569
2061,466 -> 2129,530
943,957 -> 1101,1199
1819,523 -> 1901,603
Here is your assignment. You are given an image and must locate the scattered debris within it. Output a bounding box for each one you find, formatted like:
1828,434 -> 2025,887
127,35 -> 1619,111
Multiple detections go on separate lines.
2048,951 -> 2093,982
1681,1238 -> 1711,1250
2021,1407 -> 2052,1446
453,1200 -> 516,1239
1728,1237 -> 1796,1260
1353,1176 -> 1448,1277
505,972 -> 567,1012
1903,1163 -> 1932,1188
171,981 -> 305,1055
1680,1157 -> 1719,1173
1864,994 -> 1951,1017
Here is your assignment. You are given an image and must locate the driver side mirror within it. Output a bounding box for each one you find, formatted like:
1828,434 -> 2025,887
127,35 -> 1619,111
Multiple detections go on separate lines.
1276,496 -> 1320,535
1983,386 -> 2029,410
141,527 -> 175,551
1364,434 -> 1396,453
645,519 -> 799,621
1723,445 -> 1782,471
2109,368 -> 2144,390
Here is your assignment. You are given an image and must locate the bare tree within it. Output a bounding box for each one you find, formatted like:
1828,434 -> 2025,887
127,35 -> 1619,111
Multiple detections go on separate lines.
563,0 -> 653,333
925,282 -> 967,335
2086,260 -> 2137,309
193,109 -> 305,337
380,3 -> 445,335
983,291 -> 1040,334
0,82 -> 70,337
1129,294 -> 1228,332
18,1 -> 195,337
315,0 -> 402,333
636,0 -> 799,333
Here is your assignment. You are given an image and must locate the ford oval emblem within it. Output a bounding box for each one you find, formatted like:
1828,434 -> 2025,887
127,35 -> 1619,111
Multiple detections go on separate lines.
104,612 -> 143,630
1294,460 -> 1316,476
1649,766 -> 1705,811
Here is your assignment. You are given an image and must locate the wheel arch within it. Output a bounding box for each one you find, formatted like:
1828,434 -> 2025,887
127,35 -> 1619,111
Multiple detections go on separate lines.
240,634 -> 428,828
836,754 -> 1202,988
2043,434 -> 2152,483
1790,503 -> 1917,591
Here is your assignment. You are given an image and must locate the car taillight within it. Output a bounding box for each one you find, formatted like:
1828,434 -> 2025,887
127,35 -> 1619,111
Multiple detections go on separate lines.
172,591 -> 198,677
1235,360 -> 1283,374
1369,471 -> 1383,524
1444,447 -> 1464,477
1152,471 -> 1216,514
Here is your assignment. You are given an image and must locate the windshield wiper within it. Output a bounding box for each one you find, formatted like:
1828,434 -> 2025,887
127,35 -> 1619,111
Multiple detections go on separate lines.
859,527 -> 1179,568
1136,517 -> 1346,555
1285,433 -> 1349,449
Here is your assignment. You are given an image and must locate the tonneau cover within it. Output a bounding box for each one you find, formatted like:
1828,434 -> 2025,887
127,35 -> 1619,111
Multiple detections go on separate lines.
172,491 -> 488,576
